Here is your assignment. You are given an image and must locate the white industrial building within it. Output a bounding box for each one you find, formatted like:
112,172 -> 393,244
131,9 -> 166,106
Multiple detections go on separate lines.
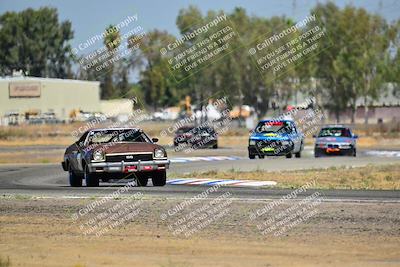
0,76 -> 134,125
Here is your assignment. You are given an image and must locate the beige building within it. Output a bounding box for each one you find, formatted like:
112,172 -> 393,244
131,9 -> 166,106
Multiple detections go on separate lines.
0,76 -> 101,123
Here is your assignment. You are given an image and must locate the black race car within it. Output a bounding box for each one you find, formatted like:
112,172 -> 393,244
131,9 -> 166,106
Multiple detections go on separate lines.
173,125 -> 218,149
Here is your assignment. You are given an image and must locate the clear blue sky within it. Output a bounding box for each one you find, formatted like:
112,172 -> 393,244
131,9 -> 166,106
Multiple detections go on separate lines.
1,0 -> 399,52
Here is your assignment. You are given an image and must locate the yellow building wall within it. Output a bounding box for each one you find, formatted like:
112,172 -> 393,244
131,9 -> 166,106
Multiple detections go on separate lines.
0,77 -> 100,120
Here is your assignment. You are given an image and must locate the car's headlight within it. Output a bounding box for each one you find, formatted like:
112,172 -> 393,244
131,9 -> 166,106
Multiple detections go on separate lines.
93,150 -> 105,161
249,140 -> 256,145
154,148 -> 166,158
281,141 -> 290,146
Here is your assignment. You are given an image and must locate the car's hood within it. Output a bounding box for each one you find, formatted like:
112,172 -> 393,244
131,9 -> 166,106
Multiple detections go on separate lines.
316,137 -> 353,143
87,142 -> 161,154
250,132 -> 291,141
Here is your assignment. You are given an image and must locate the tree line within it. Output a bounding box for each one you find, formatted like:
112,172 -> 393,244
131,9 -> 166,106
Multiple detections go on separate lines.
0,3 -> 399,123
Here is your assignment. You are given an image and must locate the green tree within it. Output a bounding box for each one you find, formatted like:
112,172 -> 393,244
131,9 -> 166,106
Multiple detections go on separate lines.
0,7 -> 74,78
131,30 -> 178,109
101,25 -> 121,99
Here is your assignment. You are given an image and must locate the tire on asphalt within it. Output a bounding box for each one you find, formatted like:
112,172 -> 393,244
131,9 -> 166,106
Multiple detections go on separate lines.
136,174 -> 148,187
68,164 -> 82,187
212,143 -> 218,149
84,164 -> 99,187
249,154 -> 256,159
285,153 -> 292,158
295,151 -> 301,158
152,170 -> 166,186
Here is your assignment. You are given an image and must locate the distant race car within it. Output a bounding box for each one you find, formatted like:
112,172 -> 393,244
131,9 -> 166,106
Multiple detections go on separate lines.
173,125 -> 218,149
313,125 -> 358,157
248,119 -> 304,159
61,128 -> 169,187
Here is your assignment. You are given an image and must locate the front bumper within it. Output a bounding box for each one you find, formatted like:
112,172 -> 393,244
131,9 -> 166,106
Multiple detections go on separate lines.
248,143 -> 294,156
314,147 -> 354,156
88,159 -> 170,173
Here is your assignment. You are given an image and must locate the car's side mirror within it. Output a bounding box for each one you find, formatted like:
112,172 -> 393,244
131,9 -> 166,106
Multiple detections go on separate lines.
152,138 -> 159,143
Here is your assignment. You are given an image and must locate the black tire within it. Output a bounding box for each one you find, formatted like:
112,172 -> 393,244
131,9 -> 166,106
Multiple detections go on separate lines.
259,155 -> 265,159
249,154 -> 256,159
152,171 -> 167,186
136,175 -> 148,187
68,164 -> 82,187
212,143 -> 218,149
285,153 -> 292,158
295,151 -> 301,158
84,164 -> 99,187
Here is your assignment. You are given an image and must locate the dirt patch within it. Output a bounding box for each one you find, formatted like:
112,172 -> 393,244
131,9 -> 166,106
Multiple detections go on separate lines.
0,197 -> 399,267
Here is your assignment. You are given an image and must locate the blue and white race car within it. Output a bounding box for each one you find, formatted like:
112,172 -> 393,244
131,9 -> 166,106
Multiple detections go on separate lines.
314,125 -> 358,157
248,120 -> 304,159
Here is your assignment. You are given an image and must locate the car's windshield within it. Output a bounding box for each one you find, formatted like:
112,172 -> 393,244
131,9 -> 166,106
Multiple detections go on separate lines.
199,127 -> 214,133
176,127 -> 194,134
318,127 -> 351,138
87,129 -> 150,144
255,121 -> 293,134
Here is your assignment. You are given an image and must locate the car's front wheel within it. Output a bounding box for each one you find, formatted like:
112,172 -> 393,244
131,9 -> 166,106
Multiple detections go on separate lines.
68,165 -> 82,187
295,151 -> 301,158
84,165 -> 99,187
152,170 -> 166,186
136,174 -> 148,187
249,154 -> 256,159
285,153 -> 292,158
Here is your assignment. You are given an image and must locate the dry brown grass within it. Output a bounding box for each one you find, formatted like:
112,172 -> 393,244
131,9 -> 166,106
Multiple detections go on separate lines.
0,151 -> 63,164
1,198 -> 399,267
172,163 -> 400,190
0,122 -> 399,149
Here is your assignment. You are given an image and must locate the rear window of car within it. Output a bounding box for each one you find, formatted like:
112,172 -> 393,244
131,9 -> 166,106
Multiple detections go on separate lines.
318,128 -> 351,138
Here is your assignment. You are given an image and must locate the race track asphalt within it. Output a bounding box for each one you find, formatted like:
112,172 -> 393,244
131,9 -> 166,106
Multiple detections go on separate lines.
0,147 -> 399,201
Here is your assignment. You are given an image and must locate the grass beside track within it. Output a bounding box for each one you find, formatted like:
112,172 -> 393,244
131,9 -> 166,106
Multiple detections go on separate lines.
170,163 -> 400,190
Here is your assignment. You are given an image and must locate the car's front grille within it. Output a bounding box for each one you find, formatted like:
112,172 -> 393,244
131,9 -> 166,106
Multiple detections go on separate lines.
327,144 -> 339,148
106,153 -> 153,162
256,140 -> 281,149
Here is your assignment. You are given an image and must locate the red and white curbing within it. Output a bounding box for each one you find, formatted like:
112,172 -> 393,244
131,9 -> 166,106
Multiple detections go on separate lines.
167,178 -> 277,187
